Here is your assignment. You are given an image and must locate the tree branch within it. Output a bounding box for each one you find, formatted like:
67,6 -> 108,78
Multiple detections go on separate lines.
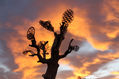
51,24 -> 68,59
29,36 -> 37,48
26,27 -> 49,64
60,22 -> 68,35
51,9 -> 74,59
59,39 -> 74,59
51,32 -> 65,59
30,40 -> 49,64
37,48 -> 49,64
40,41 -> 48,59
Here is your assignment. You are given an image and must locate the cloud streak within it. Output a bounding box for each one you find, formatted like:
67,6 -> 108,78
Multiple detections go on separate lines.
0,0 -> 119,79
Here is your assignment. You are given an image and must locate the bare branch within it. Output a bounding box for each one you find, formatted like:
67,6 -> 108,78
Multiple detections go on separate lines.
60,22 -> 68,35
51,9 -> 74,58
38,41 -> 49,59
59,39 -> 73,59
36,49 -> 49,64
23,9 -> 79,79
23,50 -> 36,56
25,27 -> 49,64
59,39 -> 79,59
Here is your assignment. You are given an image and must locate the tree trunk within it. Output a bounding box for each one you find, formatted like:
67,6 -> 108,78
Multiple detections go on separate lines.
43,60 -> 59,79
25,9 -> 76,79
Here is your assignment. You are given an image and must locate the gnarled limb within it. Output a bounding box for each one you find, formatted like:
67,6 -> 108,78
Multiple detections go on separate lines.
26,27 -> 49,64
38,41 -> 49,59
51,9 -> 74,59
59,39 -> 74,59
59,39 -> 79,59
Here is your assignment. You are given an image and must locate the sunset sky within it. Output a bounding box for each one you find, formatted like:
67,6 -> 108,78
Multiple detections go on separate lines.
0,0 -> 119,79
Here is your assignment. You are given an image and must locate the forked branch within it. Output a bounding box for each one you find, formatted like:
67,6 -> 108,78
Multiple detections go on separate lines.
23,9 -> 80,79
26,26 -> 49,64
59,39 -> 79,59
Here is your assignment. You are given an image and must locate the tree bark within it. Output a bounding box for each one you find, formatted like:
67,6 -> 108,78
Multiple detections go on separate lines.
43,59 -> 59,79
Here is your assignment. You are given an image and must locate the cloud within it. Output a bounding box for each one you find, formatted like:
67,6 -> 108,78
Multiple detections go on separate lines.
57,70 -> 74,79
0,0 -> 119,79
85,59 -> 119,79
78,41 -> 97,54
0,41 -> 22,79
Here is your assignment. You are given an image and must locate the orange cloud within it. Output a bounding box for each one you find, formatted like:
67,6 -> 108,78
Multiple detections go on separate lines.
98,52 -> 119,60
69,58 -> 102,78
4,1 -> 119,79
111,71 -> 119,75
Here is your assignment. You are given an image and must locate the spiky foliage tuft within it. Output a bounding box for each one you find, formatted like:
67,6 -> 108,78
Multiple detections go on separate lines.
27,26 -> 35,40
39,20 -> 54,32
62,9 -> 74,25
60,9 -> 74,34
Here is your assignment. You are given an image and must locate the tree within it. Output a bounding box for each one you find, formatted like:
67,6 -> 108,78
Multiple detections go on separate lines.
23,9 -> 79,79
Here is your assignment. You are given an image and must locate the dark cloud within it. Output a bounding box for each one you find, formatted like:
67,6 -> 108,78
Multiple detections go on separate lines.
0,0 -> 65,78
99,75 -> 117,79
109,35 -> 119,51
0,40 -> 23,79
0,0 -> 119,79
57,70 -> 74,79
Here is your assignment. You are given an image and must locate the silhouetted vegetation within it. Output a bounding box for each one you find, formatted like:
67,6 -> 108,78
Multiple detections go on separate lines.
23,9 -> 79,79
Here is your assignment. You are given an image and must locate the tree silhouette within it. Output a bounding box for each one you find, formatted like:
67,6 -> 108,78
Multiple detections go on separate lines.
23,9 -> 79,79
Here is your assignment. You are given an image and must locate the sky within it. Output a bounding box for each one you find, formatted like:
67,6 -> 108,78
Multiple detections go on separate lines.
0,0 -> 119,79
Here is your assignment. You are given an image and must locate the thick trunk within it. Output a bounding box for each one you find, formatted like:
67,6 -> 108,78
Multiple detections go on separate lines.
43,60 -> 59,79
26,10 -> 74,79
